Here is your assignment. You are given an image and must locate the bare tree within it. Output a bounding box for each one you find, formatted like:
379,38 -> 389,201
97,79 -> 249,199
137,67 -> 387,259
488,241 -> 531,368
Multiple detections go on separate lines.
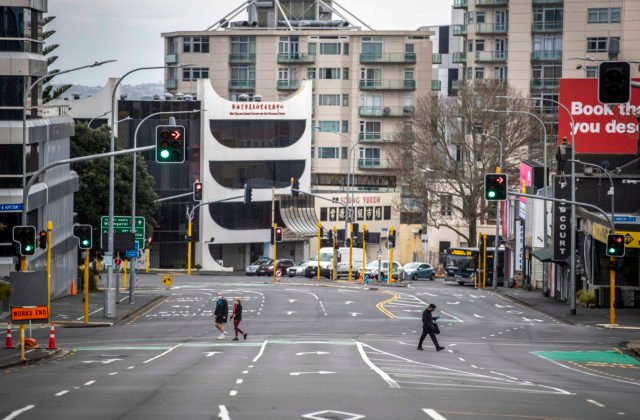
388,81 -> 538,247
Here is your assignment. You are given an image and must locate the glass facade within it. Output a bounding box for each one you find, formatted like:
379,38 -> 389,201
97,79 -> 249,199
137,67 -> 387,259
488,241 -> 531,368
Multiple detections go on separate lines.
210,119 -> 306,148
0,7 -> 40,53
210,201 -> 281,230
209,160 -> 306,189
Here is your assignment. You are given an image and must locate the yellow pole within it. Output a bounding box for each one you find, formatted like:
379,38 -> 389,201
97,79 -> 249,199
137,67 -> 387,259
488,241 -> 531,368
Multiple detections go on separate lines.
317,222 -> 321,281
483,234 -> 488,289
389,226 -> 394,284
145,248 -> 149,272
362,224 -> 367,283
187,220 -> 192,275
348,223 -> 353,281
84,250 -> 90,323
47,221 -> 53,316
332,226 -> 337,281
20,325 -> 25,362
610,256 -> 616,325
123,260 -> 127,289
19,256 -> 26,272
273,223 -> 278,283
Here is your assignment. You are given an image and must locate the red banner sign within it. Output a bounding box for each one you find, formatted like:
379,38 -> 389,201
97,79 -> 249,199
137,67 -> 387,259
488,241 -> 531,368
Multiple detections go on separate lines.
558,78 -> 639,155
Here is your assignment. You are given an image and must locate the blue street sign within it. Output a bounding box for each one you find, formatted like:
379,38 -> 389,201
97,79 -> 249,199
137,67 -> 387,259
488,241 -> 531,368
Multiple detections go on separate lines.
125,241 -> 139,258
614,216 -> 638,223
0,204 -> 23,212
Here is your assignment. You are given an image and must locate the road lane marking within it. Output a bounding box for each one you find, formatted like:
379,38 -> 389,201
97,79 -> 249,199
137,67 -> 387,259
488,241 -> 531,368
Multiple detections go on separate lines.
296,351 -> 330,356
473,314 -> 484,318
356,342 -> 400,388
127,366 -> 135,370
218,405 -> 231,420
290,371 -> 335,376
229,390 -> 238,396
3,405 -> 35,420
458,358 -> 465,362
423,408 -> 447,419
84,380 -> 96,386
108,372 -> 118,376
376,293 -> 401,318
236,379 -> 243,384
143,343 -> 182,364
204,351 -> 223,357
587,399 -> 605,408
243,370 -> 249,374
55,390 -> 69,397
252,340 -> 268,362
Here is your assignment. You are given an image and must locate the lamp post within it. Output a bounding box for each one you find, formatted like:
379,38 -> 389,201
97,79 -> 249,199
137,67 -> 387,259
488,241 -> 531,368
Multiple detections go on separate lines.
482,133 -> 503,289
88,110 -> 111,127
497,95 -> 577,315
488,109 -> 549,295
129,109 -> 201,304
105,64 -> 190,318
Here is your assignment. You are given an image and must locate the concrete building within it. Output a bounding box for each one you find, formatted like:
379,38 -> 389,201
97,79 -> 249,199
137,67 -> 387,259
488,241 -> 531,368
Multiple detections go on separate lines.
0,0 -> 78,295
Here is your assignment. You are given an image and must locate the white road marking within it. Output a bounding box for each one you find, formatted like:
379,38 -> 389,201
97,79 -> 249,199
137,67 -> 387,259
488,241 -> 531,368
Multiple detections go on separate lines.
473,314 -> 484,318
356,342 -> 400,388
3,405 -> 35,420
127,366 -> 135,370
490,371 -> 519,381
229,390 -> 238,396
252,341 -> 268,362
172,305 -> 190,308
82,359 -> 122,364
290,371 -> 335,376
345,301 -> 354,304
423,408 -> 447,420
587,399 -> 605,408
458,358 -> 465,362
350,312 -> 362,317
495,304 -> 513,309
296,351 -> 330,356
218,405 -> 231,420
288,299 -> 297,303
236,379 -> 243,384
108,372 -> 118,376
446,302 -> 460,305
84,380 -> 96,386
440,310 -> 463,323
286,311 -> 295,315
243,370 -> 249,374
522,317 -> 544,323
143,343 -> 182,364
302,410 -> 365,420
55,390 -> 69,397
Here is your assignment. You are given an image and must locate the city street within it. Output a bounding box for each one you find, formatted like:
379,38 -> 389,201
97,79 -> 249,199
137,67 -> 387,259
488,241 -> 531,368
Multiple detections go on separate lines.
1,274 -> 639,420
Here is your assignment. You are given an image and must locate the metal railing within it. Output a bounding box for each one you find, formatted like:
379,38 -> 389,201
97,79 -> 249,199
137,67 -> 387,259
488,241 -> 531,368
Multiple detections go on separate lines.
432,80 -> 442,91
532,21 -> 563,32
359,52 -> 417,64
277,53 -> 316,64
452,52 -> 467,63
475,51 -> 507,62
530,78 -> 560,89
277,79 -> 301,90
432,53 -> 442,64
453,25 -> 468,36
359,79 -> 416,90
229,80 -> 256,89
475,23 -> 508,34
229,53 -> 256,64
358,106 -> 414,117
531,50 -> 562,61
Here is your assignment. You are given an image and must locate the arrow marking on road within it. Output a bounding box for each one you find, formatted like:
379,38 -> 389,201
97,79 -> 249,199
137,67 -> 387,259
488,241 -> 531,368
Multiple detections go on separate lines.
82,359 -> 123,364
495,304 -> 513,309
522,317 -> 544,323
290,371 -> 335,376
203,351 -> 223,357
296,351 -> 330,356
302,410 -> 365,420
286,311 -> 295,315
288,299 -> 297,303
446,301 -> 460,305
350,312 -> 362,317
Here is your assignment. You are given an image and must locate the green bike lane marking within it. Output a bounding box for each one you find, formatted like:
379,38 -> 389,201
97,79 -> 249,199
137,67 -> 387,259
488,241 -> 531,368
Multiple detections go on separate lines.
533,350 -> 640,366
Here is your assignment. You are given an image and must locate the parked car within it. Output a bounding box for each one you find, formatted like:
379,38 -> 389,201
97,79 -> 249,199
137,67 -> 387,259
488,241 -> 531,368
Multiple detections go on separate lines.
245,258 -> 272,276
402,262 -> 435,281
256,259 -> 295,276
287,261 -> 308,277
359,260 -> 403,281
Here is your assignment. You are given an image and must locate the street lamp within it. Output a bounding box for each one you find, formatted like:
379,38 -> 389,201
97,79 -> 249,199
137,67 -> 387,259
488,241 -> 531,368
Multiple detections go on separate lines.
497,95 -> 578,315
482,133 -> 503,289
487,108 -> 550,295
88,110 -> 111,127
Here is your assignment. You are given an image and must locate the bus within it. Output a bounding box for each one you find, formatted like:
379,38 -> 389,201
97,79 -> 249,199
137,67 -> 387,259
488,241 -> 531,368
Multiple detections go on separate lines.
443,246 -> 505,286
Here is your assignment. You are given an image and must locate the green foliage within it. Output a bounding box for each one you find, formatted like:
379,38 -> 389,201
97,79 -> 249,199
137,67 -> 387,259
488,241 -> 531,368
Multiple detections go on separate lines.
577,290 -> 596,305
71,124 -> 159,250
0,280 -> 10,301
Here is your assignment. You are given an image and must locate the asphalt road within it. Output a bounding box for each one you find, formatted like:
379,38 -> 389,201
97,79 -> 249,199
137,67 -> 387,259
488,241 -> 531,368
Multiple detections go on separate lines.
1,274 -> 639,420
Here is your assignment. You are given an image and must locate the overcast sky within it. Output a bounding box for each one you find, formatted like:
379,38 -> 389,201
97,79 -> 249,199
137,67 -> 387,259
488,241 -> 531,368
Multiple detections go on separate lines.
47,0 -> 452,86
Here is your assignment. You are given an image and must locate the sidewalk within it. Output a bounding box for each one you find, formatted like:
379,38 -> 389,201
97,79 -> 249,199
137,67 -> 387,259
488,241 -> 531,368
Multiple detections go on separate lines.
1,291 -> 164,369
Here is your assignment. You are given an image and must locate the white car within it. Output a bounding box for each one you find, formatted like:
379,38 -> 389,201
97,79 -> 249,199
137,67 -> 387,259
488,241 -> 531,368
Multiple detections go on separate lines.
245,258 -> 272,276
360,260 -> 404,281
287,261 -> 308,277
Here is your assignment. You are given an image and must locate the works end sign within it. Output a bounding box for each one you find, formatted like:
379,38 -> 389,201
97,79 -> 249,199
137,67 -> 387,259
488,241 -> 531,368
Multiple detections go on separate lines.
559,78 -> 639,155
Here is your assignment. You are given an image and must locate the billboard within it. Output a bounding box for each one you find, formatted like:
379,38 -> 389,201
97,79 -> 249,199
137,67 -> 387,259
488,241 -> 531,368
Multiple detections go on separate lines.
519,162 -> 533,220
558,78 -> 639,155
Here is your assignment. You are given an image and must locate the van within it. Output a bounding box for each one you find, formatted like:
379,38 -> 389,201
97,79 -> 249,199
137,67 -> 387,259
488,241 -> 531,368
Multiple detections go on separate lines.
304,247 -> 364,279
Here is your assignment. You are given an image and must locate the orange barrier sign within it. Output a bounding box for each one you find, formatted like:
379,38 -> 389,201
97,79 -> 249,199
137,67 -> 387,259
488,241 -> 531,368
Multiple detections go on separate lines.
11,306 -> 49,321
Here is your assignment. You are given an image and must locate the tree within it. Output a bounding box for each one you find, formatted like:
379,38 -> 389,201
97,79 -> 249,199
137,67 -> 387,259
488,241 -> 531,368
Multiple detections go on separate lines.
71,124 -> 159,251
388,81 -> 538,247
41,16 -> 72,103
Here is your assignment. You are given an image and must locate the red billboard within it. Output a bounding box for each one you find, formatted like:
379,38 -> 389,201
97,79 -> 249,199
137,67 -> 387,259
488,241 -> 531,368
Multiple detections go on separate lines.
558,78 -> 639,155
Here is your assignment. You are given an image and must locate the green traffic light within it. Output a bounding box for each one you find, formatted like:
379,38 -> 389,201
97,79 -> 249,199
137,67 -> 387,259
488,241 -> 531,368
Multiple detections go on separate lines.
82,240 -> 90,246
160,149 -> 170,159
487,191 -> 496,198
608,247 -> 616,254
25,245 -> 33,252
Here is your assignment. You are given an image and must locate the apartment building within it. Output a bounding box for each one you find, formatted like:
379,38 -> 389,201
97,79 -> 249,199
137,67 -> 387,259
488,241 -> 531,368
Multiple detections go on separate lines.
161,1 -> 433,266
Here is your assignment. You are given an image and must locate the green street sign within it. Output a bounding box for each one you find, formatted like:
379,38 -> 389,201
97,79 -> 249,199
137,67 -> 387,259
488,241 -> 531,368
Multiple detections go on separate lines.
101,216 -> 145,250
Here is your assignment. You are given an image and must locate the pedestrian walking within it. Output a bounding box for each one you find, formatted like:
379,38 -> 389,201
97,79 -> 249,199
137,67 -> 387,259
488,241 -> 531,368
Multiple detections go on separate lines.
230,297 -> 248,341
417,303 -> 445,352
214,292 -> 229,339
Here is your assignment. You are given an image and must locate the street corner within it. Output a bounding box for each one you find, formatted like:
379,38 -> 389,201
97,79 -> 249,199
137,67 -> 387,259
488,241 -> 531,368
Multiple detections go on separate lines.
0,348 -> 70,371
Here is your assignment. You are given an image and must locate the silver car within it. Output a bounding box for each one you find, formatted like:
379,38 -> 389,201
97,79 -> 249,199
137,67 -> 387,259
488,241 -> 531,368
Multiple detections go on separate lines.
245,258 -> 272,276
287,261 -> 308,277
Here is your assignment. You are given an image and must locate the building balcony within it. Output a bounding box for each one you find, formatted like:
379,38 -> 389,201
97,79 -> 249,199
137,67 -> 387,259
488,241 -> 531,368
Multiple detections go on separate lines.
432,53 -> 442,64
358,132 -> 398,142
359,52 -> 417,64
453,0 -> 468,8
359,106 -> 414,117
532,21 -> 563,32
359,79 -> 416,90
165,54 -> 177,64
277,79 -> 301,90
229,80 -> 256,90
475,23 -> 508,34
358,158 -> 384,169
530,78 -> 560,90
166,79 -> 177,89
432,80 -> 442,91
452,52 -> 467,63
475,0 -> 509,6
277,53 -> 316,64
531,50 -> 562,61
451,80 -> 462,90
453,25 -> 467,36
229,53 -> 256,64
475,51 -> 507,62
533,0 -> 563,4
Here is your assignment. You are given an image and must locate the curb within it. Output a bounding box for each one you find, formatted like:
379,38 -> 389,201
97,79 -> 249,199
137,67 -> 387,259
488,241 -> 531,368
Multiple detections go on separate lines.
491,289 -> 576,326
114,295 -> 166,325
0,348 -> 67,370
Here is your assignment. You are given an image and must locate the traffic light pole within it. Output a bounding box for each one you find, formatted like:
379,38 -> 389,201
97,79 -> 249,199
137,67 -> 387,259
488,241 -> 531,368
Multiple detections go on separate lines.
47,221 -> 52,317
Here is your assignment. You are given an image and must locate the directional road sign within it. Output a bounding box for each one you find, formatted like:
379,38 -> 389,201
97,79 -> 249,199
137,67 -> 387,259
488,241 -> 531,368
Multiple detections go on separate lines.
101,216 -> 145,250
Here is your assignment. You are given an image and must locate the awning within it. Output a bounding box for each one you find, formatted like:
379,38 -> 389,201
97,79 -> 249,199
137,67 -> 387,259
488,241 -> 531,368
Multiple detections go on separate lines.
531,248 -> 553,262
278,194 -> 320,239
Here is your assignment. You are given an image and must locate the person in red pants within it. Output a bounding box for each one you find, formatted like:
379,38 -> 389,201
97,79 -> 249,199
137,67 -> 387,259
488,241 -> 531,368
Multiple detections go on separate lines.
231,297 -> 248,341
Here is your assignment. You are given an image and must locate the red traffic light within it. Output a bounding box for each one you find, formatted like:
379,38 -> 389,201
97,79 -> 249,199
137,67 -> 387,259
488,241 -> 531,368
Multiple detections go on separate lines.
275,227 -> 284,242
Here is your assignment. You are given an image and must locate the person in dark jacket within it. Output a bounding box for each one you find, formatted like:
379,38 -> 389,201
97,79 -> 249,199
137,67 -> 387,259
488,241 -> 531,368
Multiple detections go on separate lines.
230,297 -> 248,341
418,303 -> 445,351
214,292 -> 229,339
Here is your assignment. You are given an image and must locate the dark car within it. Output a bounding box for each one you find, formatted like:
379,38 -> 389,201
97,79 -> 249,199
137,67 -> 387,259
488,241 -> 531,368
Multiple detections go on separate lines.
245,258 -> 272,276
256,259 -> 295,276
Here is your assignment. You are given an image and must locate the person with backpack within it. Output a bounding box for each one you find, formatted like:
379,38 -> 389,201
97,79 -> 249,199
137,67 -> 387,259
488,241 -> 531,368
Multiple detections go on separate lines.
214,292 -> 229,339
230,297 -> 248,341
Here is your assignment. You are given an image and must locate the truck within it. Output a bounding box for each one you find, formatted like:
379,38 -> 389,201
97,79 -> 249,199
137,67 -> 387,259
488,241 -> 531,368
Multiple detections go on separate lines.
304,247 -> 364,279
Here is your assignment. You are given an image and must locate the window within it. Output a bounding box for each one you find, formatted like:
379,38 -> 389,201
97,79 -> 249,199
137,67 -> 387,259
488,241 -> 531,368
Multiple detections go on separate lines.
587,8 -> 621,24
342,94 -> 349,106
476,12 -> 485,24
465,67 -> 473,80
532,64 -> 561,85
307,67 -> 316,79
359,121 -> 381,140
361,36 -> 383,57
474,67 -> 484,79
494,66 -> 507,81
343,43 -> 349,55
467,12 -> 474,24
342,67 -> 350,80
231,65 -> 255,83
585,66 -> 598,78
475,40 -> 485,52
183,36 -> 209,53
318,147 -> 340,159
278,35 -> 299,56
440,194 -> 452,216
341,147 -> 348,160
359,147 -> 381,167
278,68 -> 290,81
319,68 -> 341,79
341,120 -> 349,133
468,40 -> 474,52
308,42 -> 317,56
533,92 -> 559,114
587,37 -> 619,53
533,34 -> 562,54
0,75 -> 24,120
533,7 -> 563,28
319,94 -> 340,106
231,35 -> 256,55
183,67 -> 209,81
320,42 -> 341,55
318,121 -> 340,132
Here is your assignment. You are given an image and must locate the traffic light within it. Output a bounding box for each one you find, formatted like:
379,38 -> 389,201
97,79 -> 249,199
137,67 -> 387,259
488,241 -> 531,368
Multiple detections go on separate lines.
155,125 -> 186,163
363,229 -> 369,242
270,226 -> 275,245
38,230 -> 47,250
606,234 -> 625,257
73,224 -> 93,249
352,223 -> 359,236
598,61 -> 631,104
319,226 -> 324,237
193,181 -> 203,201
484,173 -> 508,201
327,229 -> 333,243
244,184 -> 252,204
275,226 -> 283,243
13,226 -> 36,256
388,228 -> 396,248
291,178 -> 300,197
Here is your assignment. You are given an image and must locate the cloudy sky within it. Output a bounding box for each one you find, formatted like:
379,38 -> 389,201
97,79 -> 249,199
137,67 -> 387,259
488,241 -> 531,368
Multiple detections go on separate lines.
47,0 -> 452,86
